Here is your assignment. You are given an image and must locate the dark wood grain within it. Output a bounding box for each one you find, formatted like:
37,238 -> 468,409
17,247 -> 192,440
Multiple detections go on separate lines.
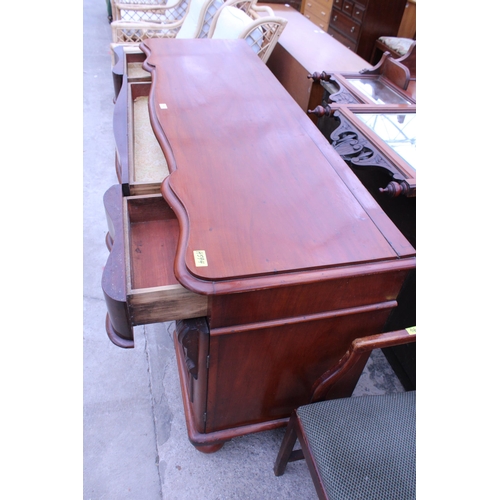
141,39 -> 414,291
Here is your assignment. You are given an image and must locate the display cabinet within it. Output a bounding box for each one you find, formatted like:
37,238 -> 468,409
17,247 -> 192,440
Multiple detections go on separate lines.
307,48 -> 416,388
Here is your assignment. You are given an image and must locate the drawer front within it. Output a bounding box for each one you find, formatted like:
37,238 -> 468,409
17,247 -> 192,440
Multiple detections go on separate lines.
311,0 -> 333,10
304,8 -> 330,30
209,267 -> 410,328
332,0 -> 342,10
303,0 -> 331,25
351,3 -> 365,22
342,0 -> 354,16
328,26 -> 358,50
329,9 -> 361,42
205,306 -> 395,432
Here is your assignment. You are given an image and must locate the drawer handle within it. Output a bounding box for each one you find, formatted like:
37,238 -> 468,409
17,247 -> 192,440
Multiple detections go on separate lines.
333,15 -> 337,21
307,2 -> 311,5
355,10 -> 360,14
350,26 -> 355,32
321,11 -> 325,15
345,4 -> 349,8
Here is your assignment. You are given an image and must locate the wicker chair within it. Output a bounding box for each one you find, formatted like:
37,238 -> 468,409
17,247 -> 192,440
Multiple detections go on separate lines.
110,0 -> 225,45
208,0 -> 287,63
274,328 -> 416,500
110,0 -> 287,63
111,0 -> 189,23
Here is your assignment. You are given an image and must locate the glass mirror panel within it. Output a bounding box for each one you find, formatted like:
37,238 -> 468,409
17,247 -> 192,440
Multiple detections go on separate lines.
348,78 -> 412,105
355,112 -> 416,169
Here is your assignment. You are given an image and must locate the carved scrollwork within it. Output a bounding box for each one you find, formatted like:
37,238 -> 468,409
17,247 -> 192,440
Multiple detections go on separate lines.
176,317 -> 209,380
330,112 -> 409,197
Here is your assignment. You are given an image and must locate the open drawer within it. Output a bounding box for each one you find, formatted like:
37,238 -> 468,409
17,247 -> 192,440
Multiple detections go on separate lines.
114,80 -> 169,196
102,184 -> 208,348
112,45 -> 150,100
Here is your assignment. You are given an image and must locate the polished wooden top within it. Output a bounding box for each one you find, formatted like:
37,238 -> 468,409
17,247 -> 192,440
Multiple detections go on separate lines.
141,39 -> 414,293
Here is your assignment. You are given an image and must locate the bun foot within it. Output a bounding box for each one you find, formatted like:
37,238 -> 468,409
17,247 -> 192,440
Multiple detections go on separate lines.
194,442 -> 226,454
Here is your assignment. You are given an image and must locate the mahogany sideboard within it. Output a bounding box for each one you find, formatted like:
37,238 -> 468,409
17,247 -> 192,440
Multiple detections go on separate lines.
102,38 -> 416,452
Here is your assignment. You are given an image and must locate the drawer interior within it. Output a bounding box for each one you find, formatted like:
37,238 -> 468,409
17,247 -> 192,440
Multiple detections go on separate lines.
127,195 -> 179,289
125,51 -> 149,82
129,82 -> 169,184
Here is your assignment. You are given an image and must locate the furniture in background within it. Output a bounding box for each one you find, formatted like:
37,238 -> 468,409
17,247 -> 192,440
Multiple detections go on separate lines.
371,36 -> 415,63
110,0 -> 287,63
111,0 -> 189,23
301,0 -> 409,63
371,0 -> 416,65
301,0 -> 332,31
207,0 -> 288,62
110,0 -> 223,42
262,0 -> 302,12
262,4 -> 370,112
370,0 -> 416,63
102,38 -> 415,452
274,329 -> 416,500
396,0 -> 415,39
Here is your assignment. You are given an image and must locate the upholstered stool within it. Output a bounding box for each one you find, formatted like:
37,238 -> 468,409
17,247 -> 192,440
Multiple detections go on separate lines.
371,36 -> 415,65
274,390 -> 416,500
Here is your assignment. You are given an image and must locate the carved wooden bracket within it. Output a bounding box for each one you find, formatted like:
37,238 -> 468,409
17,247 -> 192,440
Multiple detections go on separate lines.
177,317 -> 209,380
329,111 -> 409,197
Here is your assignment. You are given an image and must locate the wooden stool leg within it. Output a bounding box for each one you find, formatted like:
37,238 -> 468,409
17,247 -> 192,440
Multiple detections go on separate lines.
274,412 -> 300,476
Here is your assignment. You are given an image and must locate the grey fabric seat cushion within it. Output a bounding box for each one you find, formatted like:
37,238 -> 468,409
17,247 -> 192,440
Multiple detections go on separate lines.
297,391 -> 416,500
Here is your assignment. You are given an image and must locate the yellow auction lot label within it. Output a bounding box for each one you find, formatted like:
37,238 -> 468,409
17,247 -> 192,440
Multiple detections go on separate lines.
193,250 -> 208,267
406,326 -> 416,335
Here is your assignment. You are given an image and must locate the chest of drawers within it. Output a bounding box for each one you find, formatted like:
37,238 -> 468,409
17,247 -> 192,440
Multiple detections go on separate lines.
330,0 -> 407,61
302,0 -> 407,62
302,0 -> 333,31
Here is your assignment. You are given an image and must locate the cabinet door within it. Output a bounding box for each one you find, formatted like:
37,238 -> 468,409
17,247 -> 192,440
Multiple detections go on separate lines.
205,305 -> 396,432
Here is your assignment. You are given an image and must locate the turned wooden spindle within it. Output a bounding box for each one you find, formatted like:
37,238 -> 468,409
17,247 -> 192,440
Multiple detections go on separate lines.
379,181 -> 410,198
307,104 -> 335,118
307,71 -> 332,82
